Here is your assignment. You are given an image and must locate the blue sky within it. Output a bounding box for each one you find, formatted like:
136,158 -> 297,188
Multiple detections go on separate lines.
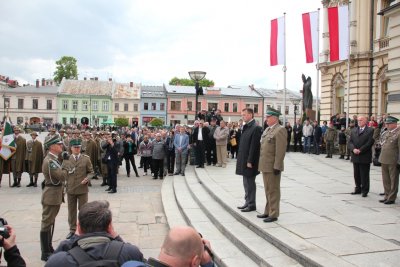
1,0 -> 322,93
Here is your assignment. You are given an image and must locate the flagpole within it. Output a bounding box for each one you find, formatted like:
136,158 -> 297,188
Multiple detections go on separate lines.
346,2 -> 351,129
316,8 -> 320,122
283,12 -> 287,126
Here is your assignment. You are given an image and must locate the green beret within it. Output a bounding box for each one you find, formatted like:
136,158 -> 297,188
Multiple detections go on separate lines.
44,135 -> 62,149
266,107 -> 281,117
385,116 -> 399,124
70,138 -> 82,147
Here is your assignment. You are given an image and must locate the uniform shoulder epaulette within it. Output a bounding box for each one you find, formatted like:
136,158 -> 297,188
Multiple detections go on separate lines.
82,154 -> 90,158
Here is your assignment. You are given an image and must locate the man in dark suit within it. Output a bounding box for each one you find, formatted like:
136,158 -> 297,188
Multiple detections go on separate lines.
348,116 -> 375,197
236,108 -> 262,212
102,136 -> 119,194
312,121 -> 322,155
192,120 -> 210,168
293,119 -> 303,152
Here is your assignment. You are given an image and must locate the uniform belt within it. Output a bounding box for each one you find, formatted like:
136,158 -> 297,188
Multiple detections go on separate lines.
45,184 -> 62,187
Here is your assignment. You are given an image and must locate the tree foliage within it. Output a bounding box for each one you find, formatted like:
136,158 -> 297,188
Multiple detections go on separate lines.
114,118 -> 129,127
149,118 -> 164,127
53,56 -> 78,84
169,77 -> 214,87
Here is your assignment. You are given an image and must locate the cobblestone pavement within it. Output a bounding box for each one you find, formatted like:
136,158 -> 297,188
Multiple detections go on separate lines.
0,133 -> 168,267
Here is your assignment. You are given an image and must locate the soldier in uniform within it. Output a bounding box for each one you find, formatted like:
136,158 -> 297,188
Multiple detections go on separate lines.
40,135 -> 67,261
99,132 -> 109,186
345,120 -> 356,160
82,131 -> 98,179
324,122 -> 337,158
378,116 -> 400,205
26,131 -> 44,187
11,126 -> 26,187
258,108 -> 287,223
62,138 -> 94,239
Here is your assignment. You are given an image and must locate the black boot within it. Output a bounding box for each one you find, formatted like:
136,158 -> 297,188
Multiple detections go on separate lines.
27,175 -> 34,187
40,231 -> 52,261
17,178 -> 21,187
34,175 -> 38,187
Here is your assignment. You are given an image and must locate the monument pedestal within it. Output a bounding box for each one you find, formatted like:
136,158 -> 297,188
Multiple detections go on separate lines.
305,109 -> 316,121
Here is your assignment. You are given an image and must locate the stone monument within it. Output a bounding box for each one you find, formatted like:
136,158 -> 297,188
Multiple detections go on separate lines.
302,74 -> 316,121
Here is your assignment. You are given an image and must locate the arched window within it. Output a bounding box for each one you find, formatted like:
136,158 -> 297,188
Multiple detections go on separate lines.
332,73 -> 346,115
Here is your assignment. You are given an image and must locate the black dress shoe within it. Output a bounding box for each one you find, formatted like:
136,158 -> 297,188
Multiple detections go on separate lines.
362,193 -> 368,197
100,182 -> 107,186
181,173 -> 185,176
237,204 -> 248,209
66,232 -> 74,239
384,200 -> 395,205
174,172 -> 180,175
108,190 -> 117,194
379,193 -> 385,196
257,214 -> 269,219
196,165 -> 204,168
153,177 -> 158,180
241,207 -> 256,212
379,199 -> 387,203
105,187 -> 112,191
350,191 -> 361,195
263,217 -> 278,223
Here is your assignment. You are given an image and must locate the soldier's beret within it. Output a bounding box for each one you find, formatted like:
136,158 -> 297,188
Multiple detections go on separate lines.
44,135 -> 62,149
385,116 -> 399,124
70,138 -> 82,147
59,129 -> 66,133
266,107 -> 281,117
50,128 -> 56,132
30,131 -> 38,136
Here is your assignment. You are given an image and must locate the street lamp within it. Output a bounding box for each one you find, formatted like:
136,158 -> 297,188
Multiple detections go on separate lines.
188,71 -> 206,120
291,98 -> 301,124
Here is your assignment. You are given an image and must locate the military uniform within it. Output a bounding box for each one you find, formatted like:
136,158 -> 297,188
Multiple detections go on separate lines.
40,135 -> 67,261
63,139 -> 94,235
258,112 -> 287,221
26,132 -> 44,187
378,116 -> 400,204
324,126 -> 337,158
11,128 -> 27,187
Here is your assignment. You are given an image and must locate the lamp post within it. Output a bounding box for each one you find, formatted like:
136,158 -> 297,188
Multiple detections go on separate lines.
291,98 -> 301,125
188,71 -> 206,120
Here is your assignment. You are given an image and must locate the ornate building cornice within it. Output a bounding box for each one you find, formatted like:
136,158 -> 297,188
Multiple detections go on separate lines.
322,0 -> 349,8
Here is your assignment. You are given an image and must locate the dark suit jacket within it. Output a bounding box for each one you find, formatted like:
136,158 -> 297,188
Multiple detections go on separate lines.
293,124 -> 303,139
348,126 -> 374,164
192,127 -> 211,144
103,144 -> 119,167
313,126 -> 322,142
235,120 -> 262,177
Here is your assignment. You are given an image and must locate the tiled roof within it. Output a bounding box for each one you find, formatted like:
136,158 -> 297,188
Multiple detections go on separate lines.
58,79 -> 113,96
256,88 -> 302,99
114,82 -> 141,99
2,85 -> 58,94
141,85 -> 166,98
165,85 -> 262,98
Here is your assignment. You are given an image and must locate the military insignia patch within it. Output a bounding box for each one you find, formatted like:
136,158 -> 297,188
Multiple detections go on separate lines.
49,162 -> 58,169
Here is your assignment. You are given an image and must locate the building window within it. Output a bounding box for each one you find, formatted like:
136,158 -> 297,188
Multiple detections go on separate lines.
62,117 -> 67,125
124,103 -> 128,111
245,103 -> 250,108
82,100 -> 88,111
197,102 -> 201,111
18,99 -> 24,109
70,118 -> 77,124
63,100 -> 68,110
144,103 -> 149,110
47,100 -> 52,110
254,104 -> 259,114
151,103 -> 157,110
103,101 -> 109,111
134,104 -> 138,112
170,101 -> 181,111
285,106 -> 289,115
224,103 -> 229,112
187,101 -> 192,111
72,100 -> 78,111
160,103 -> 165,111
114,103 -> 119,111
32,99 -> 38,109
92,101 -> 98,111
4,97 -> 10,108
233,103 -> 238,112
208,103 -> 218,111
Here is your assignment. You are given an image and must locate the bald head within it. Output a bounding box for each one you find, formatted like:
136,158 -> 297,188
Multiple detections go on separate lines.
159,226 -> 203,267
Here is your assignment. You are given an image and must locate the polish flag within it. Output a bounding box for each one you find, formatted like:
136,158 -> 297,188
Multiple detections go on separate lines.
270,16 -> 285,66
328,5 -> 349,61
302,11 -> 319,63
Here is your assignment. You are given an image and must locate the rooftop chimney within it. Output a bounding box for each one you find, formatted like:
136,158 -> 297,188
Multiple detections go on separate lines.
130,82 -> 133,87
36,79 -> 39,88
84,77 -> 87,80
95,77 -> 98,81
42,78 -> 45,87
109,78 -> 112,82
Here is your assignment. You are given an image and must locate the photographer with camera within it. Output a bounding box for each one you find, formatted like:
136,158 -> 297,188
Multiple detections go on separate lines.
0,219 -> 26,267
101,136 -> 119,194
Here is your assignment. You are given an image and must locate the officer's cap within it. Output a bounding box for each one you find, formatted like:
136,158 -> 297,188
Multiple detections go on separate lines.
44,135 -> 62,149
266,107 -> 281,117
30,131 -> 38,136
385,116 -> 399,124
70,138 -> 82,147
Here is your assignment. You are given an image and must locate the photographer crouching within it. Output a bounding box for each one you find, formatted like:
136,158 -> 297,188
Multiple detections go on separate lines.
0,218 -> 26,267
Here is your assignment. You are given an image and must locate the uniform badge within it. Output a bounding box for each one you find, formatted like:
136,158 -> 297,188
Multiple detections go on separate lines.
49,162 -> 57,169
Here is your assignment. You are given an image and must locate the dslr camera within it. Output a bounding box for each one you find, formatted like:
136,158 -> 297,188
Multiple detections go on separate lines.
0,218 -> 10,240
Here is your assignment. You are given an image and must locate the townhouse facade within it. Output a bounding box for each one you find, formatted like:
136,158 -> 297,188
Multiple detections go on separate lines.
112,81 -> 141,127
140,85 -> 167,126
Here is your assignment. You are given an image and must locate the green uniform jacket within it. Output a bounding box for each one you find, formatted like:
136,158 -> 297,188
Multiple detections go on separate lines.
379,127 -> 400,165
63,154 -> 94,195
26,139 -> 44,173
12,135 -> 26,172
41,153 -> 67,205
83,139 -> 98,169
259,124 -> 287,172
324,127 -> 337,142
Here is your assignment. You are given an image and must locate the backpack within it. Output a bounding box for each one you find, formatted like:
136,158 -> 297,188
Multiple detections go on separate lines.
68,240 -> 124,267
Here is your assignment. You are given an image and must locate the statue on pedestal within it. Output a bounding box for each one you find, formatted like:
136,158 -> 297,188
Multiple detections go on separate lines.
302,74 -> 316,121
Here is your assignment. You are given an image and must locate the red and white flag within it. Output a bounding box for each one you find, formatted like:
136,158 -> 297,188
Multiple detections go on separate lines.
302,11 -> 319,63
328,5 -> 349,61
270,16 -> 285,66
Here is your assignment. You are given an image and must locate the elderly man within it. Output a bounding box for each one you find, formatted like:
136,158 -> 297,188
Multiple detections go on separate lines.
258,108 -> 287,223
378,116 -> 400,204
213,120 -> 229,168
174,126 -> 189,176
348,116 -> 375,197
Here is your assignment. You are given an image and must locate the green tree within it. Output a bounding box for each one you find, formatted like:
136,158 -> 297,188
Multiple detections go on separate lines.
114,118 -> 129,127
149,118 -> 164,127
169,77 -> 214,87
53,56 -> 78,84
